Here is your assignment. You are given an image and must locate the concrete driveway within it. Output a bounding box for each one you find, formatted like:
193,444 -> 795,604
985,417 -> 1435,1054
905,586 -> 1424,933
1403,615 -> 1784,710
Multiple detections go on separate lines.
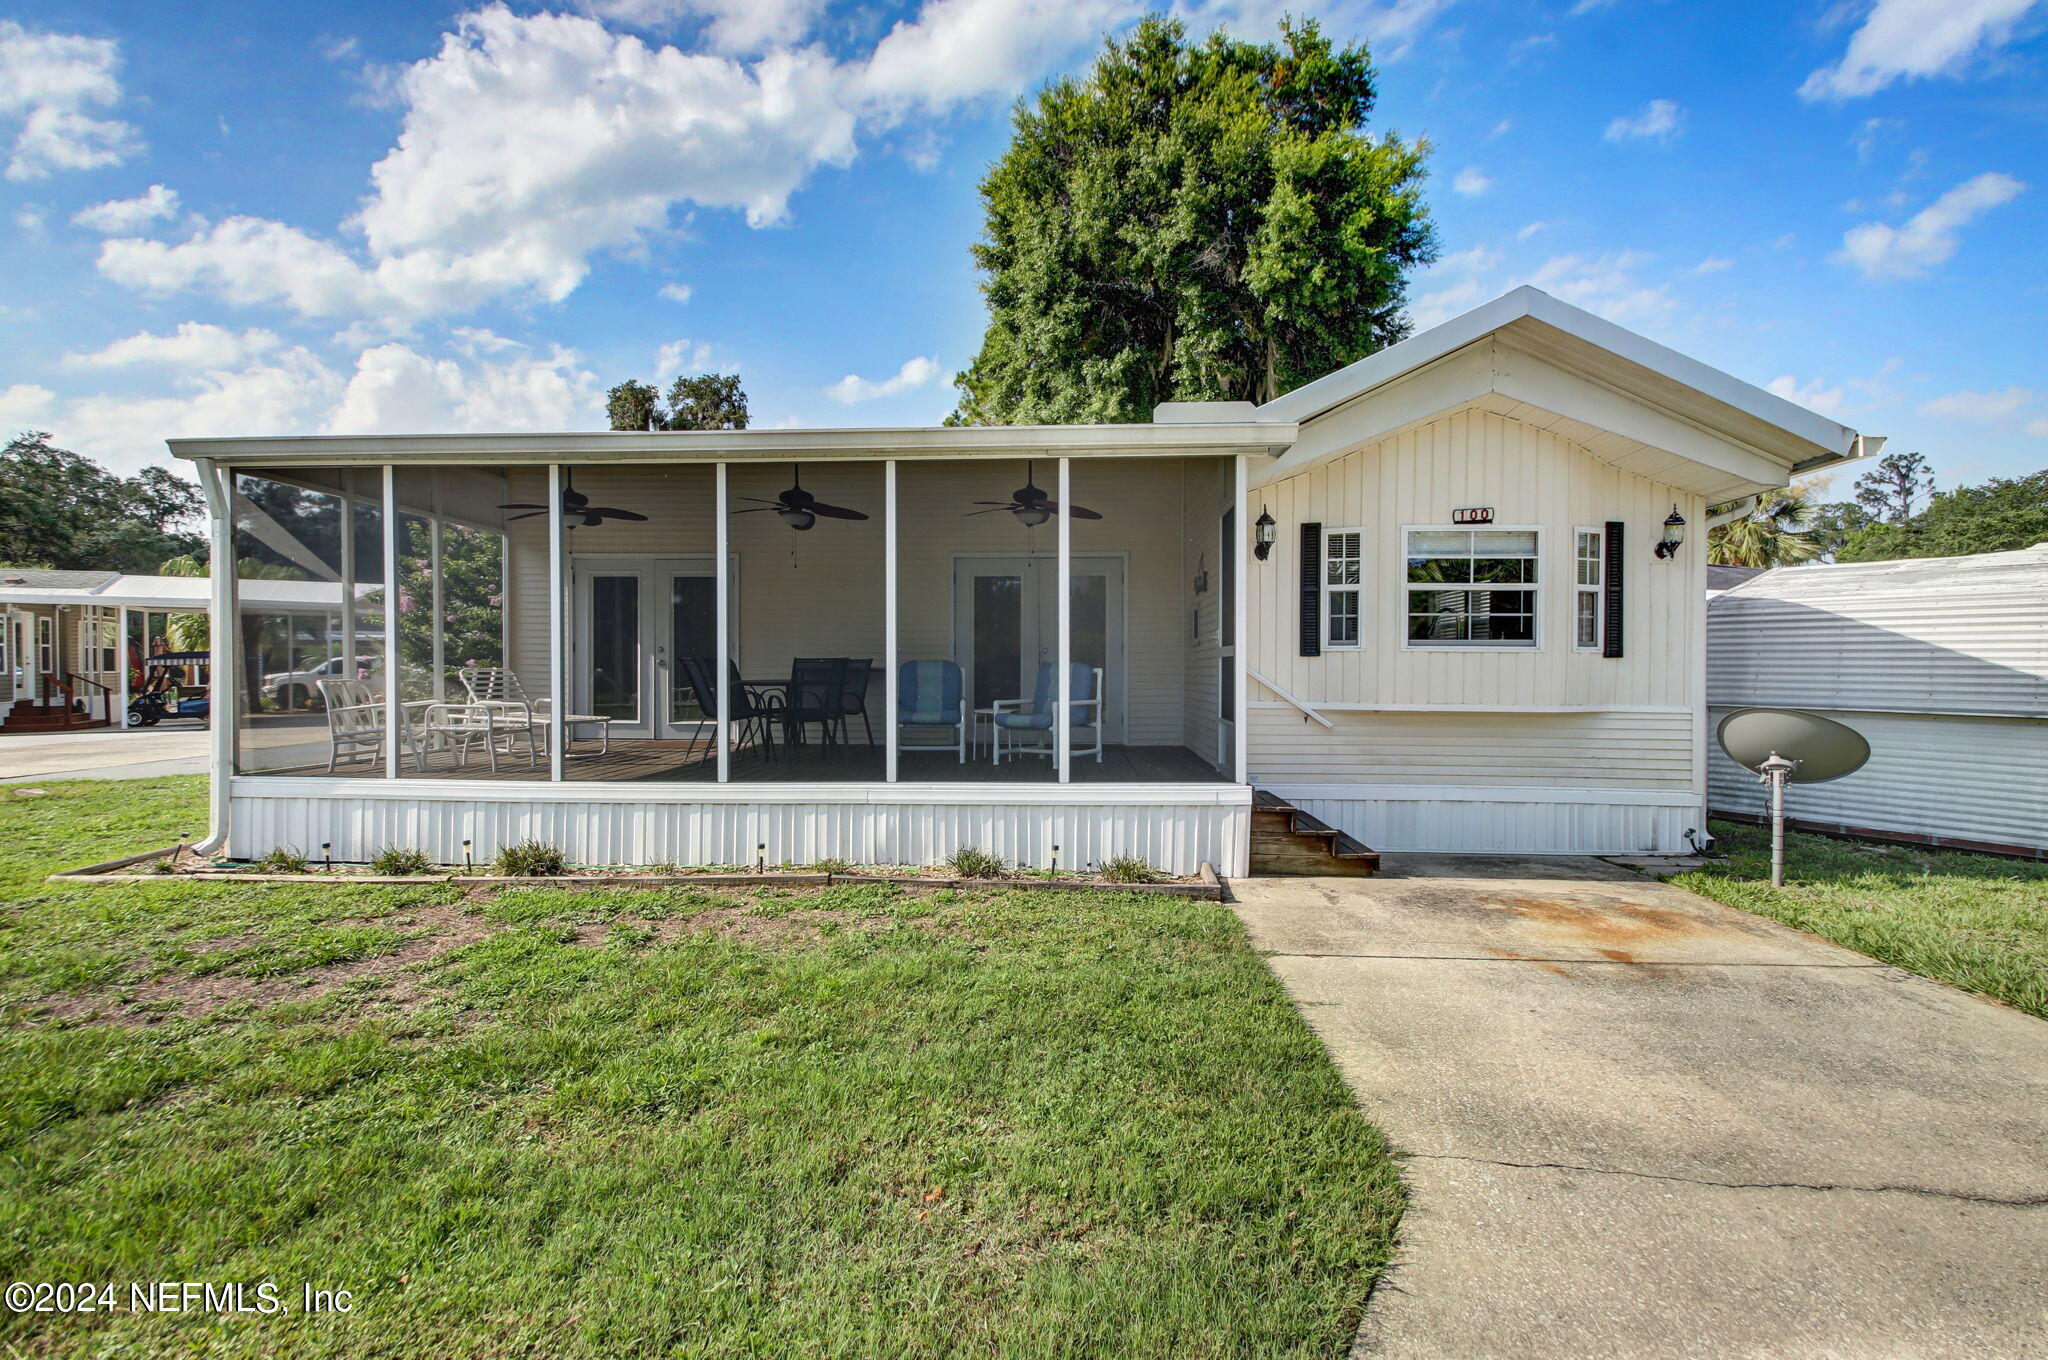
0,728 -> 209,783
1232,855 -> 2048,1360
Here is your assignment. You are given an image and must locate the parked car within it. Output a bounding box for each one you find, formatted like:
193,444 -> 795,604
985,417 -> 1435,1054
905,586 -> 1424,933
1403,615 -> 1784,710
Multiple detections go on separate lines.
261,655 -> 376,711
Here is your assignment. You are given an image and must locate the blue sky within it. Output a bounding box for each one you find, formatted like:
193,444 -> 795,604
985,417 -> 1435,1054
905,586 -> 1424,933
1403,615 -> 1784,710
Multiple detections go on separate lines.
1,0 -> 2043,494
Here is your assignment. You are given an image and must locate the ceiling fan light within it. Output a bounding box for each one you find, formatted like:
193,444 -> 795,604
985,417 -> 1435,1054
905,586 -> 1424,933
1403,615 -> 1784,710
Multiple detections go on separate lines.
1013,505 -> 1052,527
778,507 -> 817,531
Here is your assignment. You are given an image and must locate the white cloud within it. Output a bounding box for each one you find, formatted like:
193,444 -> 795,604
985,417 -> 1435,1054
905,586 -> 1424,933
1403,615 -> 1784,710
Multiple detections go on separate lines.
1801,0 -> 2045,100
0,382 -> 55,431
14,204 -> 45,236
1435,245 -> 1503,273
654,338 -> 721,377
827,355 -> 940,403
862,0 -> 1130,111
1516,220 -> 1549,239
1525,251 -> 1673,324
1408,277 -> 1491,330
0,20 -> 141,180
1851,115 -> 1898,164
97,216 -> 392,317
1690,255 -> 1734,274
580,0 -> 826,54
1835,171 -> 2025,278
1451,166 -> 1491,196
324,342 -> 602,435
1917,386 -> 2033,421
64,323 -> 281,370
1487,117 -> 1512,139
2026,416 -> 2048,438
72,184 -> 180,233
1766,374 -> 1849,417
659,281 -> 693,303
1604,98 -> 1683,144
29,337 -> 604,473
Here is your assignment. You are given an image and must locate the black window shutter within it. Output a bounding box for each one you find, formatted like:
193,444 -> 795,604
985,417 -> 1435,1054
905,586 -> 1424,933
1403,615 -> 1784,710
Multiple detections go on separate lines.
1298,522 -> 1322,657
1601,520 -> 1625,658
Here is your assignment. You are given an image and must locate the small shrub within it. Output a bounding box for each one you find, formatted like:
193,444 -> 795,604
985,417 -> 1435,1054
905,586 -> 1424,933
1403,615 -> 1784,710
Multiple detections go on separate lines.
370,847 -> 433,875
808,856 -> 856,876
945,845 -> 1007,879
255,846 -> 308,874
493,840 -> 567,877
1100,853 -> 1156,885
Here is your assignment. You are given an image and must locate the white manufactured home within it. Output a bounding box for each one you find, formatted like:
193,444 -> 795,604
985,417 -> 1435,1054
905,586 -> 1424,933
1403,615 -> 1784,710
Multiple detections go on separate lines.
170,287 -> 1872,874
1708,545 -> 2048,859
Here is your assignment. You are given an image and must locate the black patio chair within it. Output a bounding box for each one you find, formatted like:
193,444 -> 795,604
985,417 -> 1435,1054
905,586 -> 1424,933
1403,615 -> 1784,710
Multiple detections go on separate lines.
679,656 -> 780,765
782,657 -> 851,749
800,656 -> 874,745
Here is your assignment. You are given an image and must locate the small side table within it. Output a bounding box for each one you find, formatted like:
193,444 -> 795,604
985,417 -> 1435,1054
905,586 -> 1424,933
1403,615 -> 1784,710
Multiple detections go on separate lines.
971,707 -> 1000,761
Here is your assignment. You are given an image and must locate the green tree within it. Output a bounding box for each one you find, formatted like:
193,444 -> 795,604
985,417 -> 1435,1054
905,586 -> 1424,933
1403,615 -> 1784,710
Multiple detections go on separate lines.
663,373 -> 748,430
1839,470 -> 2048,562
0,431 -> 204,571
951,16 -> 1435,425
1708,488 -> 1823,568
1853,451 -> 1934,523
1805,500 -> 1879,561
607,380 -> 660,432
608,373 -> 749,431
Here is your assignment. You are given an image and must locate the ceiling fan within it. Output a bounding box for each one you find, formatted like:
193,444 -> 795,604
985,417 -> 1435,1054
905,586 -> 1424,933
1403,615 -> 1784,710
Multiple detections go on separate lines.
967,459 -> 1102,525
499,472 -> 649,527
733,464 -> 869,531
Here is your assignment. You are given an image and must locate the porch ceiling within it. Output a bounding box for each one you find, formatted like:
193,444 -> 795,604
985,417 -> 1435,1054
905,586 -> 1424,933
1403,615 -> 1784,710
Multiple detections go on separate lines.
169,422 -> 1297,467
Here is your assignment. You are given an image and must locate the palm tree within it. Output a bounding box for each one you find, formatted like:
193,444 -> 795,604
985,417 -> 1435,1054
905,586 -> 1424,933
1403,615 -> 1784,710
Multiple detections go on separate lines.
1708,488 -> 1823,568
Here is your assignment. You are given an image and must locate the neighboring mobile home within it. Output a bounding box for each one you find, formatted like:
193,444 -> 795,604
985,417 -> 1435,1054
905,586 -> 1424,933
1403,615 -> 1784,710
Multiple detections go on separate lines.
0,570 -> 369,733
170,287 -> 1874,874
1707,544 -> 2048,859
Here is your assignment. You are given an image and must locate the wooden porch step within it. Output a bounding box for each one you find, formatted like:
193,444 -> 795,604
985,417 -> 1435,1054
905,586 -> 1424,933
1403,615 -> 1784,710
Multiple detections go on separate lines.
0,703 -> 109,734
1250,790 -> 1380,876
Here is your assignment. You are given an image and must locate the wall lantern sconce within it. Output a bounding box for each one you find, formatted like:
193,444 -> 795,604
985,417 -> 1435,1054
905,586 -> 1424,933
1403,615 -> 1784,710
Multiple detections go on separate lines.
1654,504 -> 1687,559
1253,506 -> 1277,561
1193,555 -> 1209,595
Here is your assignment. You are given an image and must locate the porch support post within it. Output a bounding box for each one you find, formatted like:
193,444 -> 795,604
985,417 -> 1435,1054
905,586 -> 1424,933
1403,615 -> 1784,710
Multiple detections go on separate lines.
715,462 -> 730,783
429,472 -> 445,701
382,464 -> 401,779
548,464 -> 566,783
196,458 -> 235,853
116,605 -> 129,728
1232,454 -> 1249,785
884,460 -> 898,783
338,473 -> 356,673
1057,457 -> 1071,785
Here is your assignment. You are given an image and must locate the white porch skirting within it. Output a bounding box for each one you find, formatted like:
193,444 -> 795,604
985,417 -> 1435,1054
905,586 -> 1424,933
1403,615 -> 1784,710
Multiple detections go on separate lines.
1260,784 -> 1703,856
227,778 -> 1253,876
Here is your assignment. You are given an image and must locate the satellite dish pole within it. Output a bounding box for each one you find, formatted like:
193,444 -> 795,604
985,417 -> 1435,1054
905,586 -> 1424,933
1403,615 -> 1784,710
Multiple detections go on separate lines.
1757,752 -> 1798,888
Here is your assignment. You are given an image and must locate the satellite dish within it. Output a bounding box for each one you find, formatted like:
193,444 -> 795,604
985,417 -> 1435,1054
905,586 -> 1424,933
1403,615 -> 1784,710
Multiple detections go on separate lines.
1717,708 -> 1870,784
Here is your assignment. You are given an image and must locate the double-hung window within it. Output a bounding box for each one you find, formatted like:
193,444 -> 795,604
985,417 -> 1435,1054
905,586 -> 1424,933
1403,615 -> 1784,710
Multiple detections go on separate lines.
1573,528 -> 1604,651
1403,528 -> 1540,648
1325,529 -> 1363,648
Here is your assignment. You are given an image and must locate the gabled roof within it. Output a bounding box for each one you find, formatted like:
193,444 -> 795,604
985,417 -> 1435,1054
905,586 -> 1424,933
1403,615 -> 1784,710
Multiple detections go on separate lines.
1252,286 -> 1877,501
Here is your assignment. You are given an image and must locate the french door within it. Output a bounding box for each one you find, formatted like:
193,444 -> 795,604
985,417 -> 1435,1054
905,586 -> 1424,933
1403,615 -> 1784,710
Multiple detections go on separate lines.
571,556 -> 734,740
951,555 -> 1126,745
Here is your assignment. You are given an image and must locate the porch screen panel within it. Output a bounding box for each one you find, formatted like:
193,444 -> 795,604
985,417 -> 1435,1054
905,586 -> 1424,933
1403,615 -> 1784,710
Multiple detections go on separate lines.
229,468 -> 353,777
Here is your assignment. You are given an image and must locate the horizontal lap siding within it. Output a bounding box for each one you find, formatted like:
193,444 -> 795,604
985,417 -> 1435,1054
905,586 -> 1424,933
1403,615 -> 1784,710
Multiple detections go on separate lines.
1250,708 -> 1697,789
506,460 -> 1204,747
229,792 -> 1248,875
1707,708 -> 2048,853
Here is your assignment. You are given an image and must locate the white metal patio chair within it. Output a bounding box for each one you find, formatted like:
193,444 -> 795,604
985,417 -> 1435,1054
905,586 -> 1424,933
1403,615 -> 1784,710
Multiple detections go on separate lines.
458,666 -> 611,755
991,663 -> 1104,766
315,678 -> 427,774
415,701 -> 541,773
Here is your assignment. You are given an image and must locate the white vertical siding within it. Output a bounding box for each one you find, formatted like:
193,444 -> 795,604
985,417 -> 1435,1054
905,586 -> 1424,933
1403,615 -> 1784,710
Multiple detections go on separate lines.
228,780 -> 1250,875
1276,791 -> 1694,856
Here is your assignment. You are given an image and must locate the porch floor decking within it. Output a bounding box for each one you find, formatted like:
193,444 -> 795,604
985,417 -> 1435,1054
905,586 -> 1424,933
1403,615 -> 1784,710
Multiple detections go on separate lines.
270,739 -> 1232,785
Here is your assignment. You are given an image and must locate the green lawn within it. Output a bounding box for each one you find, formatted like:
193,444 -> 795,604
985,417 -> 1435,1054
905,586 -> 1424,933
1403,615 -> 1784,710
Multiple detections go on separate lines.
1671,820 -> 2048,1019
0,777 -> 1401,1359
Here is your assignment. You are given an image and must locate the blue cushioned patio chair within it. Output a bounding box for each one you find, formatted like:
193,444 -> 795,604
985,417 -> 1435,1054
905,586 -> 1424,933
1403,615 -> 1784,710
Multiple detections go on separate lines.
897,660 -> 967,763
991,663 -> 1103,766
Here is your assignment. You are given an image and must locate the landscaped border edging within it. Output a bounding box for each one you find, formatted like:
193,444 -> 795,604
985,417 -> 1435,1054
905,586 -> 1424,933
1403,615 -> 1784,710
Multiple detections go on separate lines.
47,859 -> 1226,901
